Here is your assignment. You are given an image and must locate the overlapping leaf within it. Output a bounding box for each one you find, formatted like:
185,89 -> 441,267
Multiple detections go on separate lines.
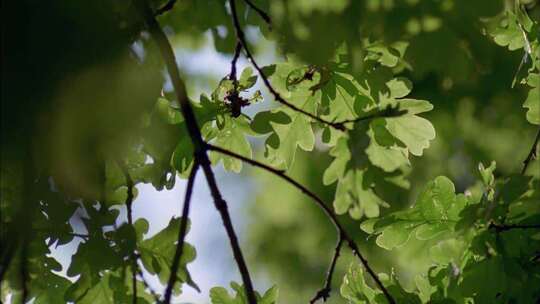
251,63 -> 320,169
340,264 -> 421,304
138,217 -> 199,294
488,6 -> 540,125
321,58 -> 434,218
210,282 -> 278,304
523,73 -> 539,124
360,176 -> 470,250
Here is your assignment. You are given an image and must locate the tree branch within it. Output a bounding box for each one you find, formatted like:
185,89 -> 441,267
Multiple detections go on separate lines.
133,1 -> 257,303
20,245 -> 29,304
242,0 -> 271,24
164,162 -> 199,303
70,233 -> 90,240
155,0 -> 177,16
205,143 -> 395,304
116,159 -> 138,304
489,222 -> 540,232
228,0 -> 346,131
521,126 -> 540,175
229,41 -> 243,83
134,264 -> 161,303
310,235 -> 344,304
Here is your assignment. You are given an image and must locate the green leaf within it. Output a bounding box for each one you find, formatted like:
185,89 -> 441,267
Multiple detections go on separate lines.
139,217 -> 199,294
209,115 -> 255,173
340,264 -> 378,303
210,282 -> 278,304
384,114 -> 435,157
324,128 -> 392,219
386,77 -> 413,98
239,67 -> 258,90
341,264 -> 421,304
76,273 -> 115,304
490,12 -> 526,51
523,73 -> 540,125
478,161 -> 496,187
252,63 -> 318,168
362,176 -> 471,250
366,124 -> 409,172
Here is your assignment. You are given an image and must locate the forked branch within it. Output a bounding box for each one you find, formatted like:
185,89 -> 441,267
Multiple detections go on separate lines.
205,143 -> 395,304
227,0 -> 346,131
133,1 -> 258,303
310,235 -> 344,304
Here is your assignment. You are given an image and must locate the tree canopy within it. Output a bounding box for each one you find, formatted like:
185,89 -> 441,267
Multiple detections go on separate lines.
1,0 -> 539,303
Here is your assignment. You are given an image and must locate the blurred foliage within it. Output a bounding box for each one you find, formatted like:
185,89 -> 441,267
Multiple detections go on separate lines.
1,0 -> 540,303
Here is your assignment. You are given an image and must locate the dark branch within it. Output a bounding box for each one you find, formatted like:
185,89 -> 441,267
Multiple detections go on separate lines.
242,0 -> 271,24
489,222 -> 540,232
155,0 -> 177,16
116,159 -> 135,225
205,143 -> 395,304
310,235 -> 344,304
133,1 -> 257,302
228,0 -> 346,131
116,159 -> 138,304
20,245 -> 29,304
521,126 -> 540,175
336,106 -> 408,125
135,265 -> 161,303
70,233 -> 90,240
229,41 -> 243,83
227,42 -> 245,117
164,162 -> 199,303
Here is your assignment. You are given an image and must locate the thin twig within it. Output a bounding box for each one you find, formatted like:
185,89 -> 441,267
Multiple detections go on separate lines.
135,266 -> 161,303
155,0 -> 177,16
310,235 -> 344,304
489,222 -> 540,232
521,126 -> 540,175
133,1 -> 258,302
116,159 -> 138,304
164,162 -> 200,303
228,0 -> 346,131
206,143 -> 395,304
242,0 -> 271,24
70,233 -> 90,240
229,42 -> 243,83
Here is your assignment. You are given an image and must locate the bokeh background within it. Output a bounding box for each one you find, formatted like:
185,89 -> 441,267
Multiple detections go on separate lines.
2,0 -> 539,303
